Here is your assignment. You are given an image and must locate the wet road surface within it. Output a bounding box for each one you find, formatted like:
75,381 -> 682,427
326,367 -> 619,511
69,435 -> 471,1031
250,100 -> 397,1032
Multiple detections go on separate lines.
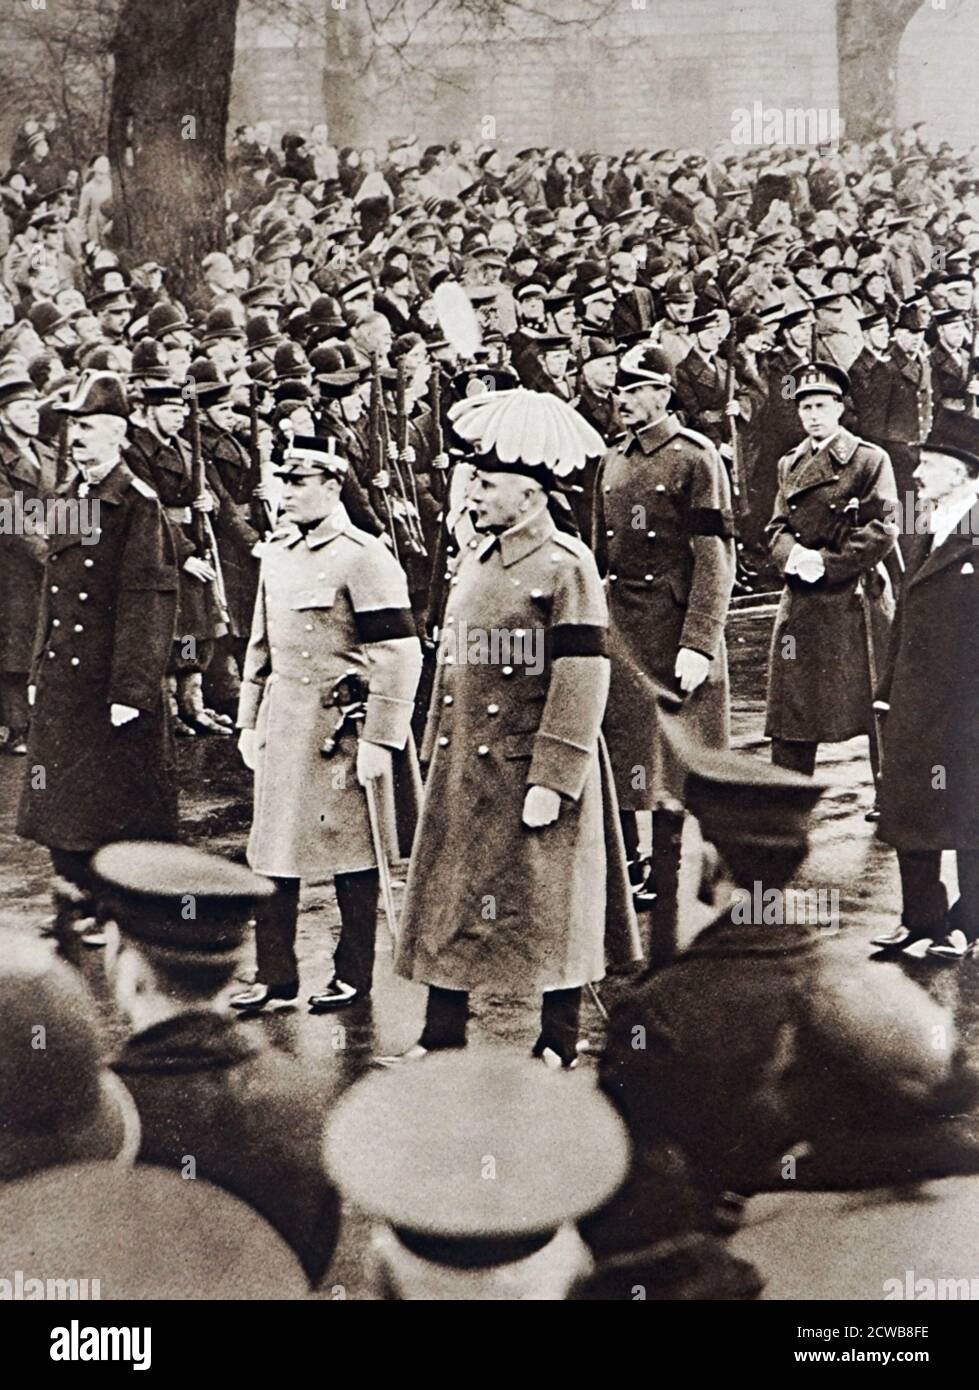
2,600 -> 977,1298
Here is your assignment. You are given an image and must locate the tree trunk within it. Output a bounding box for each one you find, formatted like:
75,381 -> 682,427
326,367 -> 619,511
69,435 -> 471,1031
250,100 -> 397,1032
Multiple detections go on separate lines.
836,0 -> 925,141
107,0 -> 238,304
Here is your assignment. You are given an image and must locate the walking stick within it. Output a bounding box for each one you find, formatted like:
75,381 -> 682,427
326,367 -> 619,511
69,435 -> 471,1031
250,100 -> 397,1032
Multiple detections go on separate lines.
363,776 -> 400,949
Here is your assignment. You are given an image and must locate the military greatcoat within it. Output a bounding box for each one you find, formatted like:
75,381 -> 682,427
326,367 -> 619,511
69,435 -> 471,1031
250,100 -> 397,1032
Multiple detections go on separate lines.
238,504 -> 422,879
17,463 -> 179,851
395,506 -> 640,994
764,428 -> 898,744
593,415 -> 736,809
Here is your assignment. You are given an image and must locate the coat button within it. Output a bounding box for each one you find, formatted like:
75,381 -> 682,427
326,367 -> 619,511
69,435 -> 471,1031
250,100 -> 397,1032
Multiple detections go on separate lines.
606,529 -> 614,537
84,558 -> 94,568
301,676 -> 310,685
477,744 -> 489,756
50,585 -> 59,593
647,531 -> 656,539
502,666 -> 513,677
603,485 -> 611,493
438,735 -> 450,747
79,593 -> 88,601
305,623 -> 313,632
487,704 -> 499,715
52,619 -> 60,627
609,573 -> 618,582
48,650 -> 55,658
443,695 -> 453,705
530,588 -> 542,598
645,574 -> 654,582
301,650 -> 310,658
656,484 -> 666,492
70,657 -> 79,666
74,624 -> 83,633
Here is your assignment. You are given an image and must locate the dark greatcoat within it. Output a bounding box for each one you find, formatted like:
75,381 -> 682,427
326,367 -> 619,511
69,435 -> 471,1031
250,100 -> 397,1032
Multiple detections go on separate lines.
0,437 -> 57,672
764,429 -> 898,744
877,516 -> 979,851
674,347 -> 728,449
593,415 -> 736,809
199,421 -> 261,640
113,1010 -> 342,1287
17,463 -> 179,852
124,424 -> 223,646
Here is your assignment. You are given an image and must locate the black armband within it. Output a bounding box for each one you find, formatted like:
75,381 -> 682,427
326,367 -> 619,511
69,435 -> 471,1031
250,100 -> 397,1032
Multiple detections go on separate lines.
355,607 -> 417,643
548,624 -> 609,659
687,507 -> 734,539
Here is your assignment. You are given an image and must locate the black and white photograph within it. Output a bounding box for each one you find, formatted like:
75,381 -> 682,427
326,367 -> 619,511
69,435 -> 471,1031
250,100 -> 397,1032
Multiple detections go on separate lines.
0,0 -> 978,1342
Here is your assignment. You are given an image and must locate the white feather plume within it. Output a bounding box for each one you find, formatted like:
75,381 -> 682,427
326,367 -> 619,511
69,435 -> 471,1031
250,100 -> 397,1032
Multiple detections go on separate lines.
448,388 -> 606,477
432,278 -> 482,359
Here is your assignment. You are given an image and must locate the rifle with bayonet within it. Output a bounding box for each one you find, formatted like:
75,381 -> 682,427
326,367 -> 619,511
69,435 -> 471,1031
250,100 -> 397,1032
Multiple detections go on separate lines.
188,386 -> 231,633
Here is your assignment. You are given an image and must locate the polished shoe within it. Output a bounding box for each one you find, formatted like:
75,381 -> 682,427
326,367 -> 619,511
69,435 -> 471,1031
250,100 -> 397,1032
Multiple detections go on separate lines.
538,1045 -> 579,1071
928,930 -> 976,962
871,924 -> 926,950
229,983 -> 298,1012
173,716 -> 198,738
6,738 -> 27,755
308,979 -> 361,1012
374,1043 -> 431,1068
864,802 -> 881,823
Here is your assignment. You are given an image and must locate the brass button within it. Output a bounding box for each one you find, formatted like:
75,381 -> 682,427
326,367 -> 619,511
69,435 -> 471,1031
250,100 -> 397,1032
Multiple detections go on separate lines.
609,573 -> 618,582
647,530 -> 656,539
301,650 -> 310,658
477,744 -> 489,756
70,657 -> 79,666
656,484 -> 666,492
606,529 -> 614,537
443,695 -> 453,706
74,624 -> 83,633
438,735 -> 449,747
502,666 -> 513,677
645,574 -> 654,582
487,704 -> 499,715
50,585 -> 59,593
84,559 -> 94,568
52,619 -> 60,627
530,588 -> 542,598
305,623 -> 313,632
301,676 -> 310,685
79,593 -> 88,601
48,650 -> 55,658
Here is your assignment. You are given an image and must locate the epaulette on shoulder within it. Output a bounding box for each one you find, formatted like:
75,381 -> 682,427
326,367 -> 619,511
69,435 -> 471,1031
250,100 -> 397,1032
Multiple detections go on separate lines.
549,529 -> 587,558
128,475 -> 158,498
675,424 -> 714,450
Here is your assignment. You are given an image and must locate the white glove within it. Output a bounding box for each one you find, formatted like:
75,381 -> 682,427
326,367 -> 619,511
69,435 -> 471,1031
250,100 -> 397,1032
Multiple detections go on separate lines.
522,785 -> 561,827
785,543 -> 825,584
357,739 -> 391,786
675,647 -> 710,694
110,704 -> 139,727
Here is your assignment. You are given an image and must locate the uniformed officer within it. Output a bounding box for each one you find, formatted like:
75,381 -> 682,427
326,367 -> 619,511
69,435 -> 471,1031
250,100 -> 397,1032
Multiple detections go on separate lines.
232,434 -> 422,1013
324,1052 -> 629,1299
594,345 -> 735,962
0,373 -> 56,754
764,363 -> 899,783
124,374 -> 230,736
394,389 -> 640,1066
93,839 -> 343,1285
16,371 -> 179,945
656,273 -> 697,369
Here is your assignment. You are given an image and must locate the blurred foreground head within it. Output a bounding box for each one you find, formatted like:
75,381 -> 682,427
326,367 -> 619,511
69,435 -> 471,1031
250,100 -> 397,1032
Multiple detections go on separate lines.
0,937 -> 139,1181
324,1052 -> 630,1300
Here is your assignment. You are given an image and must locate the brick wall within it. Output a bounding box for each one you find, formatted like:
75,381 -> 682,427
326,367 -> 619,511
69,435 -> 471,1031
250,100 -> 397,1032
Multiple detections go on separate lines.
231,0 -> 841,154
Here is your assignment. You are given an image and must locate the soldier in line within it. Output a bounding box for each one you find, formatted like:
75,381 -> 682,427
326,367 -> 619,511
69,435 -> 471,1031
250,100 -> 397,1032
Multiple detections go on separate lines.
16,372 -> 179,946
124,373 -> 231,736
764,363 -> 898,785
233,434 -> 422,1014
0,373 -> 56,754
595,346 -> 735,962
